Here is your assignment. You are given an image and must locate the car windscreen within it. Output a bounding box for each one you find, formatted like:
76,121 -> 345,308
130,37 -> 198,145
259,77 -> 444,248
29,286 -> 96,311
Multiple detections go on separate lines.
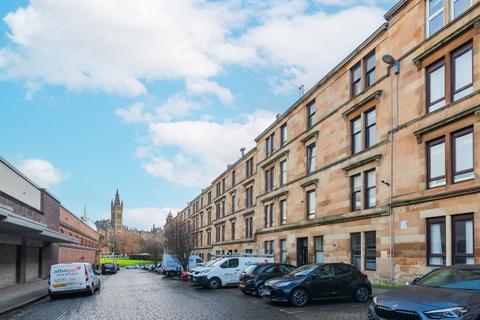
416,268 -> 480,290
205,259 -> 220,267
243,264 -> 258,274
290,264 -> 317,277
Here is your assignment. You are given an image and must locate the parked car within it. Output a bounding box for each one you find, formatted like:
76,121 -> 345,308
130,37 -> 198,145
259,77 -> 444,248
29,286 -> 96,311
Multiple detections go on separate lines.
368,265 -> 480,320
101,263 -> 117,275
49,263 -> 101,299
114,263 -> 120,271
161,254 -> 203,277
192,255 -> 274,289
262,263 -> 371,307
239,263 -> 296,296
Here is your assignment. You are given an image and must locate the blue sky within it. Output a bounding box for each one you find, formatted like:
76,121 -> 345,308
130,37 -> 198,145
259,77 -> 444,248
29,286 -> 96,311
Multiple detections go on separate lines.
0,0 -> 396,230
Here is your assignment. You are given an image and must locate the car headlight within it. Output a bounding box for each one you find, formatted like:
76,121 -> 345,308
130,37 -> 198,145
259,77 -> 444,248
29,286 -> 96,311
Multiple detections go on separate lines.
372,296 -> 377,305
424,307 -> 469,319
200,269 -> 210,274
274,281 -> 291,288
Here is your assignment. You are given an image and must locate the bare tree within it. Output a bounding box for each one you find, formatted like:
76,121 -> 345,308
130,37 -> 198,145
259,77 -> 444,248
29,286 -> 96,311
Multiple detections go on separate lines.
163,219 -> 194,271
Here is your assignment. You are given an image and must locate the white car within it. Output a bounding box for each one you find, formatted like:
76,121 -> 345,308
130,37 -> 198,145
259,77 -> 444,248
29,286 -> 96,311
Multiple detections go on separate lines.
48,263 -> 101,299
192,255 -> 274,289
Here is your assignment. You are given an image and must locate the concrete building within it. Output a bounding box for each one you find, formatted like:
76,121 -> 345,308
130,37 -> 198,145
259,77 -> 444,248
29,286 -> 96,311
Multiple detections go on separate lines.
58,206 -> 100,268
167,0 -> 480,284
0,157 -> 78,289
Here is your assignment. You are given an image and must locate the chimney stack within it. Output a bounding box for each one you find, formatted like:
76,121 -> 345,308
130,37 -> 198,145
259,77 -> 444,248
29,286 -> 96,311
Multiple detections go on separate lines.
240,147 -> 245,157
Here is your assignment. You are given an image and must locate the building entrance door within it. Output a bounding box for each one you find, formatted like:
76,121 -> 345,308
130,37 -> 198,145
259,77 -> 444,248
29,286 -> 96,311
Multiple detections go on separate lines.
296,237 -> 308,266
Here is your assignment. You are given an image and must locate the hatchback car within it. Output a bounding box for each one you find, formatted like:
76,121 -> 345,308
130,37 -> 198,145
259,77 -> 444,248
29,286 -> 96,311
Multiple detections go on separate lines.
101,263 -> 117,275
262,263 -> 371,307
368,265 -> 480,320
239,263 -> 296,296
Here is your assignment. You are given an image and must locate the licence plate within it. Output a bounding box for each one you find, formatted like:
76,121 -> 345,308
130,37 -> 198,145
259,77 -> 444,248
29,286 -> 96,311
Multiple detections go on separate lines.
53,284 -> 66,288
239,283 -> 245,288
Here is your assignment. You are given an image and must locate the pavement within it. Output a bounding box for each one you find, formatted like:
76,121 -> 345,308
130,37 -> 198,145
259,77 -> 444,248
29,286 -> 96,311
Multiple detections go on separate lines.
0,279 -> 48,315
0,269 -> 391,320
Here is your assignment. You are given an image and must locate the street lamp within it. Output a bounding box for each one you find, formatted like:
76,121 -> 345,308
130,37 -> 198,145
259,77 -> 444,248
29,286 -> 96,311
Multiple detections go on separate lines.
382,53 -> 400,286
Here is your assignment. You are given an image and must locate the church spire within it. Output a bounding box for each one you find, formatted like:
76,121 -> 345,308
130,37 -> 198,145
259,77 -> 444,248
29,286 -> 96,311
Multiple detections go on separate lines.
114,188 -> 121,205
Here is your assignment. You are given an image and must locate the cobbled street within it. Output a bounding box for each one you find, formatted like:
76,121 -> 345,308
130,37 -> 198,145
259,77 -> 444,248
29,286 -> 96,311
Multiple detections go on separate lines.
1,269 -> 372,320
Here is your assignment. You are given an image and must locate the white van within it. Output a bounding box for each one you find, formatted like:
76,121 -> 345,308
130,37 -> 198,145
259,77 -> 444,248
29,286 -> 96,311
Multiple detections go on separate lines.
48,263 -> 101,299
161,254 -> 203,277
192,254 -> 274,289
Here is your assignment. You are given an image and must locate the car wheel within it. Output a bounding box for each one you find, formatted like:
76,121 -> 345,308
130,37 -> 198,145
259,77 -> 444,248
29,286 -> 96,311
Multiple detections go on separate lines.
354,286 -> 369,303
256,284 -> 267,297
241,290 -> 251,295
88,286 -> 95,296
167,271 -> 175,277
208,277 -> 221,289
290,288 -> 308,307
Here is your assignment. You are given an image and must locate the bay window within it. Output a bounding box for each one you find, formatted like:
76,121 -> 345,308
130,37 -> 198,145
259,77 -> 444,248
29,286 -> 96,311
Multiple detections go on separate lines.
306,190 -> 316,220
452,127 -> 474,183
452,214 -> 474,264
365,231 -> 376,270
427,0 -> 444,36
427,137 -> 446,188
280,199 -> 287,225
351,63 -> 361,97
306,143 -> 316,174
280,160 -> 288,186
351,174 -> 362,211
365,169 -> 376,209
365,109 -> 376,149
307,100 -> 316,129
451,42 -> 473,101
351,117 -> 362,154
351,233 -> 361,269
451,0 -> 472,19
427,217 -> 446,266
426,59 -> 446,113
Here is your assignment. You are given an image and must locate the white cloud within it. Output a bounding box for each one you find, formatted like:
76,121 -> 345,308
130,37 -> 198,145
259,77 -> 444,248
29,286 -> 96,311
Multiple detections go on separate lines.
123,207 -> 179,230
115,95 -> 202,125
186,79 -> 234,104
0,1 -> 391,98
16,158 -> 68,188
240,6 -> 386,94
135,109 -> 276,187
115,102 -> 146,124
315,0 -> 387,7
1,0 -> 247,97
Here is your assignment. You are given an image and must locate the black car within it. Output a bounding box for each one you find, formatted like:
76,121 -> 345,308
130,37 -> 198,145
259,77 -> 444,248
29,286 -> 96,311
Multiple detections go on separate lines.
101,263 -> 117,275
239,263 -> 296,296
262,263 -> 371,307
369,265 -> 480,320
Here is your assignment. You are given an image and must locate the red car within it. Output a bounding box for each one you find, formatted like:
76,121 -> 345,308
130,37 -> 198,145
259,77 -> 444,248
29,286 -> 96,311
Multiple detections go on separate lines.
181,271 -> 190,281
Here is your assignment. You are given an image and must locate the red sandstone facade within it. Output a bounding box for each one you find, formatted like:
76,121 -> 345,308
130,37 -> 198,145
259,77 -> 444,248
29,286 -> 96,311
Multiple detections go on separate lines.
58,206 -> 100,267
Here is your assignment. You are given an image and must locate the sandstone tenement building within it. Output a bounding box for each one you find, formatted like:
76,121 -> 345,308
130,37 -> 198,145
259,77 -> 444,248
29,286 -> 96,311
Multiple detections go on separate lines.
166,0 -> 480,284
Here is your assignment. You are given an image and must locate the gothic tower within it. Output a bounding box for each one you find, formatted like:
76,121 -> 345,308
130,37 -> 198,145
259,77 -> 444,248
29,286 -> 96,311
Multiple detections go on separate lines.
111,189 -> 123,232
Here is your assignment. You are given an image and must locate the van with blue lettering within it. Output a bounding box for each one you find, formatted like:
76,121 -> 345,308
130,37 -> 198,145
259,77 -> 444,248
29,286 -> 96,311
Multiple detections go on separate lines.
192,254 -> 274,289
48,263 -> 101,299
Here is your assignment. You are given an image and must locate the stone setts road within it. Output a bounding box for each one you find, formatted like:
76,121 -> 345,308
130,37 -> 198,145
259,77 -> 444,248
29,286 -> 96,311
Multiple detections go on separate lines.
1,269 -> 371,320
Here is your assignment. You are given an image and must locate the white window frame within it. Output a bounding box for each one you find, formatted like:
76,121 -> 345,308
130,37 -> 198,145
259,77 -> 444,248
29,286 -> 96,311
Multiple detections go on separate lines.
426,0 -> 445,37
450,0 -> 472,20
